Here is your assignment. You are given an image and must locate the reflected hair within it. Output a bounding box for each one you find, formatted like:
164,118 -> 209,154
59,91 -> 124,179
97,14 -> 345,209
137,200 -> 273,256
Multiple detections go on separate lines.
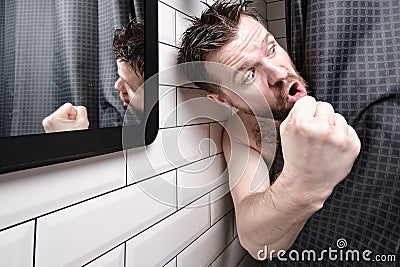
177,0 -> 257,95
113,16 -> 144,77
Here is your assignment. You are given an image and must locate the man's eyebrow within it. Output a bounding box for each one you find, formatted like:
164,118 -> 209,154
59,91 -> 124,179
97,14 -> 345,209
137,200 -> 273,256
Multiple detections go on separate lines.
233,60 -> 250,83
237,60 -> 251,72
236,32 -> 271,72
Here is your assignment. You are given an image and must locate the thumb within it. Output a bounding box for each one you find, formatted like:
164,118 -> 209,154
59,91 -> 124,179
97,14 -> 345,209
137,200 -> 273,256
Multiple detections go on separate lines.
75,106 -> 90,129
75,106 -> 88,119
59,103 -> 78,120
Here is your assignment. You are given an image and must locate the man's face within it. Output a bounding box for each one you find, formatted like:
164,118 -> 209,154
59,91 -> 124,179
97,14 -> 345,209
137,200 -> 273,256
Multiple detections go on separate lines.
114,60 -> 144,112
206,16 -> 307,119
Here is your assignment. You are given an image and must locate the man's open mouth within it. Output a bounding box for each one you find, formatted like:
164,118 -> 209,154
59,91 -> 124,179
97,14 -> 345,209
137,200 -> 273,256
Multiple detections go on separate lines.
120,93 -> 130,107
288,81 -> 307,102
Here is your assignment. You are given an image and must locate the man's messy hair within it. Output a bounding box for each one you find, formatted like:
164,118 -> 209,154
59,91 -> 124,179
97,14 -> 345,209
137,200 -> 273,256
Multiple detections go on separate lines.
113,15 -> 144,77
177,0 -> 257,94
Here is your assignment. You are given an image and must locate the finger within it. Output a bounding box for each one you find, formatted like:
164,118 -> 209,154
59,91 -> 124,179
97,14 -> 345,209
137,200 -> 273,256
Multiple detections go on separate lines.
314,102 -> 335,126
58,103 -> 77,120
75,106 -> 88,118
347,124 -> 361,155
333,113 -> 348,134
288,95 -> 317,120
59,102 -> 75,113
75,106 -> 89,129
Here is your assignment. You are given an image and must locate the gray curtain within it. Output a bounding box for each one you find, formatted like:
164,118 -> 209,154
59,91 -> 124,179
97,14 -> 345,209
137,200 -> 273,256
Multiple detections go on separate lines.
0,0 -> 142,136
273,0 -> 400,266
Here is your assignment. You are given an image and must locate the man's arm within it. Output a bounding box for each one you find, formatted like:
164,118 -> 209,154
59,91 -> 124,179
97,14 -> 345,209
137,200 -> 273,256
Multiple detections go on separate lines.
224,96 -> 361,259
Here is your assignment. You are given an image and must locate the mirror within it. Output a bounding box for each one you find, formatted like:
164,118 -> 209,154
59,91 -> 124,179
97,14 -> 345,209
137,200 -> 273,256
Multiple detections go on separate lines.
0,0 -> 158,173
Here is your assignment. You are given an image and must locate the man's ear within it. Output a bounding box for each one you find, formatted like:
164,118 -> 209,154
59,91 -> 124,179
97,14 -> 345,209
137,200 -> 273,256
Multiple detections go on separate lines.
207,93 -> 232,108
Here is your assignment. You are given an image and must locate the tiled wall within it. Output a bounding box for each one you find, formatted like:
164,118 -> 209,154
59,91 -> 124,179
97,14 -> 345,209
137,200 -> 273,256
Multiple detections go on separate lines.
0,0 -> 286,266
254,0 -> 287,51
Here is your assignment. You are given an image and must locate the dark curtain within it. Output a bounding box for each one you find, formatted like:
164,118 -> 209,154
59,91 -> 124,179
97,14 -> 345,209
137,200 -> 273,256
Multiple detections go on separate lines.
0,0 -> 142,136
269,0 -> 400,266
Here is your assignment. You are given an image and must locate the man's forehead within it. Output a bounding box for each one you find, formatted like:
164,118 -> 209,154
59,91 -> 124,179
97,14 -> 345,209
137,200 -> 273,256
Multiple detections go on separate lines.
117,60 -> 142,79
212,17 -> 267,55
239,15 -> 265,30
236,16 -> 270,43
117,60 -> 133,72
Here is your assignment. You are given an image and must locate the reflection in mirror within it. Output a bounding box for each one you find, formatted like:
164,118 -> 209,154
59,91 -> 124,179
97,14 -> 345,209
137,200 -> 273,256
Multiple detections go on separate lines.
0,0 -> 145,136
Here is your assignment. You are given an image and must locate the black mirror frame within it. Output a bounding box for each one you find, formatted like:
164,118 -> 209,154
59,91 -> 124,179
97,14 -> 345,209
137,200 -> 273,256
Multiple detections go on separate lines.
0,0 -> 159,174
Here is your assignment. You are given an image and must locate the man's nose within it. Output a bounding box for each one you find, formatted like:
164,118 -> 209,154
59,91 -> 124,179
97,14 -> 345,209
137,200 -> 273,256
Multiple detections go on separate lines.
114,78 -> 127,93
262,60 -> 288,86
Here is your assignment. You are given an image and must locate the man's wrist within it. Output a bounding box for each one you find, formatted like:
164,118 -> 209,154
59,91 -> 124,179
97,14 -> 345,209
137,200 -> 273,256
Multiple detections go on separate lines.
270,172 -> 327,214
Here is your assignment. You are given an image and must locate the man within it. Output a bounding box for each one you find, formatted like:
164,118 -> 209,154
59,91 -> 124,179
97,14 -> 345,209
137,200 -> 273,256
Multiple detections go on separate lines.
177,0 -> 361,260
42,18 -> 144,133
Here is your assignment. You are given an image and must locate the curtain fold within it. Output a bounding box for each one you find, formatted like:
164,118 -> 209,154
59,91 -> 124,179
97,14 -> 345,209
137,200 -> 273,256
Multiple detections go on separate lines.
0,0 -> 136,136
281,1 -> 400,266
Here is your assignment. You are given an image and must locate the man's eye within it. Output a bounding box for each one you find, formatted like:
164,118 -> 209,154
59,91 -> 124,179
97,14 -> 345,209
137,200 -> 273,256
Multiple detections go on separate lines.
245,69 -> 256,82
268,43 -> 276,55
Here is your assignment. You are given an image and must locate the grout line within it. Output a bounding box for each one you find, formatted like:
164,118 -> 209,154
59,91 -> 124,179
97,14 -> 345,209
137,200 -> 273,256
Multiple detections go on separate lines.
267,17 -> 286,22
0,220 -> 35,234
209,193 -> 212,227
175,169 -> 178,211
177,210 -> 235,266
209,123 -> 211,157
175,86 -> 178,127
123,242 -> 127,267
265,0 -> 285,3
32,219 -> 37,267
82,243 -> 123,266
209,234 -> 238,267
125,150 -> 128,186
159,41 -> 179,49
173,9 -> 177,47
164,83 -> 200,89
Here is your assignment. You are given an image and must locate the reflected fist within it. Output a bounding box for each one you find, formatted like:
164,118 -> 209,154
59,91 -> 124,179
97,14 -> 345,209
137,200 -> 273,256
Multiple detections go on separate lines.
42,103 -> 89,133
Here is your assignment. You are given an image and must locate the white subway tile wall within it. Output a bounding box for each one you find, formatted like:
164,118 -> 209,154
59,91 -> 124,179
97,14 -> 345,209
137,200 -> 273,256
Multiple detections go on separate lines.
210,183 -> 234,226
266,0 -> 288,51
0,1 -> 286,266
176,213 -> 234,267
0,221 -> 34,267
86,245 -> 125,267
211,238 -> 247,267
252,0 -> 268,21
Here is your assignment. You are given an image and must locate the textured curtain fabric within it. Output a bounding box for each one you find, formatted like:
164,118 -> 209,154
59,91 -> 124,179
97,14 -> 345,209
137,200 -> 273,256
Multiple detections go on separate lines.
266,0 -> 400,266
0,0 -> 138,136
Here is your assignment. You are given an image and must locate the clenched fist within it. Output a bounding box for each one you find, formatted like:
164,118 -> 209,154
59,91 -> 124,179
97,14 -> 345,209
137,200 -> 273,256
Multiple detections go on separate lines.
42,103 -> 89,133
279,96 -> 361,207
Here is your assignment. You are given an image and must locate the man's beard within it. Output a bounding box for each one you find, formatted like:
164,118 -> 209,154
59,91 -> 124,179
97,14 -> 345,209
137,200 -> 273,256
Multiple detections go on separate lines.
242,71 -> 308,121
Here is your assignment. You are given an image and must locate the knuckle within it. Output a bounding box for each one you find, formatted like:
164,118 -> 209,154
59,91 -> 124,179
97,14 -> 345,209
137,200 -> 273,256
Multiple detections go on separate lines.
291,117 -> 309,131
334,113 -> 347,124
335,112 -> 345,120
42,117 -> 54,131
318,101 -> 334,111
351,136 -> 362,155
319,124 -> 334,136
42,117 -> 49,128
335,134 -> 349,151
